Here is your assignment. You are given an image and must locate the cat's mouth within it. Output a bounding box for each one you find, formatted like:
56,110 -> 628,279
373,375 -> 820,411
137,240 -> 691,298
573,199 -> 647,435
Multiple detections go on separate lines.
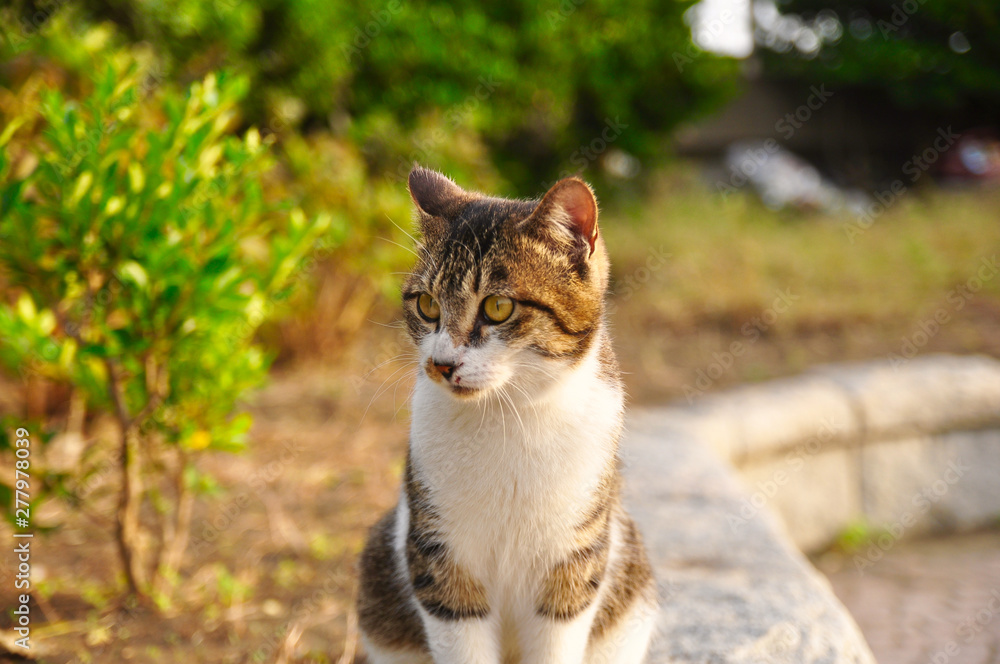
424,356 -> 492,398
422,355 -> 515,400
448,384 -> 483,398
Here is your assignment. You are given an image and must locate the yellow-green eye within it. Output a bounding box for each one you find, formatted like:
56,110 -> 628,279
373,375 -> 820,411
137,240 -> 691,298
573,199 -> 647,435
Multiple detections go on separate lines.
416,293 -> 440,321
482,295 -> 514,323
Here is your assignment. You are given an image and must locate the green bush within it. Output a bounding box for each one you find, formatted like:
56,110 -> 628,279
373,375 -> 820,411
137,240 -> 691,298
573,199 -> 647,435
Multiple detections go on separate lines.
0,13 -> 453,361
2,0 -> 739,190
0,55 -> 329,602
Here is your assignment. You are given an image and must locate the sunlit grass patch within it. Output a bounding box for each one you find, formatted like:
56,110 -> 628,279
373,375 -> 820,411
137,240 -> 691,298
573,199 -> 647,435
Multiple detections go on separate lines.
604,167 -> 1000,333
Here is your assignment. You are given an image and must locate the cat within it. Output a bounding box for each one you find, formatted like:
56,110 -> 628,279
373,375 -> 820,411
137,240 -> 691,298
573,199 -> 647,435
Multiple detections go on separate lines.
357,166 -> 658,663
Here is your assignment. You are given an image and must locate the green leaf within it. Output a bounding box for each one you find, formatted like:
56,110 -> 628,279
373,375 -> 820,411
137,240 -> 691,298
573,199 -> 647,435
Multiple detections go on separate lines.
1,179 -> 24,218
68,171 -> 94,208
79,344 -> 109,358
16,294 -> 36,323
117,261 -> 149,290
0,117 -> 26,148
127,162 -> 145,193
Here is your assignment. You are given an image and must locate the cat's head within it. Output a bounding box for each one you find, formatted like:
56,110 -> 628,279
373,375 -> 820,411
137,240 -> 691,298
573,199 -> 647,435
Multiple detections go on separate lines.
402,166 -> 611,401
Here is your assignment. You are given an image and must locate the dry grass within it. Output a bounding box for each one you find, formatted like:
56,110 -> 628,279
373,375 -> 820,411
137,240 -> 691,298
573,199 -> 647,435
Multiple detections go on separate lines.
602,170 -> 1000,400
605,169 -> 1000,329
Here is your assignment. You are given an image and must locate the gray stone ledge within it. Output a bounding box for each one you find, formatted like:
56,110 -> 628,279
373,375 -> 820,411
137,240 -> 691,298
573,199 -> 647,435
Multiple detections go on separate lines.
654,355 -> 1000,465
635,356 -> 1000,551
623,412 -> 876,664
622,355 -> 1000,662
813,355 -> 1000,440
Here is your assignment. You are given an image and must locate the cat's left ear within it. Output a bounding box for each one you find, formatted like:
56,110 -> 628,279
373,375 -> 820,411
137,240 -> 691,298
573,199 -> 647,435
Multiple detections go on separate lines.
408,166 -> 470,240
524,178 -> 599,259
409,166 -> 468,218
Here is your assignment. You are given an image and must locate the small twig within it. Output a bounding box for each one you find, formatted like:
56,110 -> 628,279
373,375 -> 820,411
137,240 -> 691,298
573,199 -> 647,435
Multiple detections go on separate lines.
132,386 -> 165,431
31,590 -> 63,624
336,607 -> 359,664
272,621 -> 305,664
104,354 -> 168,603
103,357 -> 133,429
115,425 -> 147,599
153,447 -> 193,599
65,388 -> 86,437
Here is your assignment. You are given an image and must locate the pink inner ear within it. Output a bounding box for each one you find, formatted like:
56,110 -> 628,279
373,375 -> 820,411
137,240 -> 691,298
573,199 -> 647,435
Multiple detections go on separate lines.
555,181 -> 598,255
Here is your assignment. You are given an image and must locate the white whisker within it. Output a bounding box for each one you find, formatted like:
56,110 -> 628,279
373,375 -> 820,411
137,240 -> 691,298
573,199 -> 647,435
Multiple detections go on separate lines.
359,361 -> 416,427
361,352 -> 418,381
377,236 -> 423,261
383,213 -> 421,247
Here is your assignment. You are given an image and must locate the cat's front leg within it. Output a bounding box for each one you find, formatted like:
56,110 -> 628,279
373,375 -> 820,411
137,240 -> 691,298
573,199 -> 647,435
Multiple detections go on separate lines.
518,612 -> 598,664
420,613 -> 502,664
407,544 -> 501,663
518,544 -> 608,664
406,500 -> 500,663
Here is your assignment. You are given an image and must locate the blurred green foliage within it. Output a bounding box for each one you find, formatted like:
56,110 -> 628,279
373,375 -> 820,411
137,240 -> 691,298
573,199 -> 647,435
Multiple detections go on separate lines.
0,51 -> 335,598
760,1 -> 1000,114
0,61 -> 328,455
2,0 -> 740,191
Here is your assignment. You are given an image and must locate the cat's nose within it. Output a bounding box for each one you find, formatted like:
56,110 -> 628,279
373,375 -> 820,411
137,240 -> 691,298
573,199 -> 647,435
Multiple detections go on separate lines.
433,360 -> 460,380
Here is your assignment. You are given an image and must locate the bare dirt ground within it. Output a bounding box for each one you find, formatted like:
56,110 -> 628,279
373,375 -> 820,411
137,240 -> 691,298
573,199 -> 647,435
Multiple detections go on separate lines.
819,530 -> 1000,664
2,294 -> 999,663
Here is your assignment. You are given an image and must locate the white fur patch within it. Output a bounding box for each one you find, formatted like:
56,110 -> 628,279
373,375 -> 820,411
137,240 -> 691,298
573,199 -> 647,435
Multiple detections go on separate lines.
399,333 -> 644,661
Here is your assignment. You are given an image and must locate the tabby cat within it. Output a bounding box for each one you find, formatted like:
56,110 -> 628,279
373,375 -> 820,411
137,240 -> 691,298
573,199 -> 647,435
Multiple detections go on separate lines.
357,167 -> 657,663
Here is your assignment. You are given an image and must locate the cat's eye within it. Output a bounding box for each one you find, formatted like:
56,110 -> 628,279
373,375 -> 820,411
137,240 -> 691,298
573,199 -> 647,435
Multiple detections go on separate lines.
416,293 -> 440,322
482,295 -> 514,323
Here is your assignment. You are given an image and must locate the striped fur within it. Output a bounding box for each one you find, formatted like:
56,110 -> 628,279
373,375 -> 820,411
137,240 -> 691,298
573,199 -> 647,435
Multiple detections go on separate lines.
404,455 -> 491,621
358,168 -> 657,663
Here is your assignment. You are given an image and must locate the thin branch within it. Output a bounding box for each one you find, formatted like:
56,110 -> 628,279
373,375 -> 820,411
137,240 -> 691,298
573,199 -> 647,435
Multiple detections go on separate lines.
103,357 -> 133,429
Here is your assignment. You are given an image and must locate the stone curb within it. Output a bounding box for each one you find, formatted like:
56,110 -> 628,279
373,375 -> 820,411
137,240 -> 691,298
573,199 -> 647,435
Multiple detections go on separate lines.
624,412 -> 877,664
622,354 -> 1000,662
656,354 -> 1000,465
642,354 -> 1000,551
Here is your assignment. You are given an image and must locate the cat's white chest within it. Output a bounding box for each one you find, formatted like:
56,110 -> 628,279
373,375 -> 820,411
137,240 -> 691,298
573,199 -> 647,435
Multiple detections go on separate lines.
408,353 -> 622,588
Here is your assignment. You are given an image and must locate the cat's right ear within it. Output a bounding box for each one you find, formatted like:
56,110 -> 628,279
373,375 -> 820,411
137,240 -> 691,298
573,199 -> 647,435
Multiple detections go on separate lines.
523,177 -> 600,260
408,167 -> 466,238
